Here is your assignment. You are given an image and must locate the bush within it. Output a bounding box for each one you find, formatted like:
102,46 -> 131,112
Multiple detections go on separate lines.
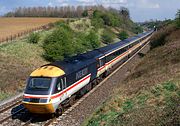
43,23 -> 100,61
132,25 -> 143,34
91,18 -> 104,29
119,31 -> 128,40
82,10 -> 88,17
150,25 -> 175,49
175,10 -> 180,28
28,32 -> 40,44
73,33 -> 87,54
43,26 -> 74,61
85,30 -> 100,49
91,10 -> 122,28
102,29 -> 115,44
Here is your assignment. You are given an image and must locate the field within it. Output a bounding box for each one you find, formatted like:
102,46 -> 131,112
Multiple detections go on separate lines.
0,17 -> 62,42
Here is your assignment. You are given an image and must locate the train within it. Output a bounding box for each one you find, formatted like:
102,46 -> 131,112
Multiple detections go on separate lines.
22,30 -> 154,116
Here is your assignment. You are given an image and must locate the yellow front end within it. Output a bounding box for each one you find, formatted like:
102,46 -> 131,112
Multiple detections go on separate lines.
23,65 -> 65,114
22,102 -> 55,114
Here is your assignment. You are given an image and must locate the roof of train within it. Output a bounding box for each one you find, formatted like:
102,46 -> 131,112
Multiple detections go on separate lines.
47,30 -> 153,75
49,49 -> 103,74
97,31 -> 152,55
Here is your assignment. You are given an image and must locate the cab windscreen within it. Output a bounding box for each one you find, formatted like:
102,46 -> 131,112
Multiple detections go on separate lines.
27,77 -> 52,90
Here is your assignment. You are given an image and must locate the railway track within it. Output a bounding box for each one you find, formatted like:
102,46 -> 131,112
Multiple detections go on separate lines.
0,97 -> 22,113
0,36 -> 152,126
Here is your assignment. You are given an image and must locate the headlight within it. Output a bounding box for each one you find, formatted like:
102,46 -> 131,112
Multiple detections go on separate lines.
23,98 -> 48,103
39,98 -> 48,103
23,98 -> 31,102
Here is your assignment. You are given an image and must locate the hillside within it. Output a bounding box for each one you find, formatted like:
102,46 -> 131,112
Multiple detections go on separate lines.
0,30 -> 50,100
83,25 -> 180,125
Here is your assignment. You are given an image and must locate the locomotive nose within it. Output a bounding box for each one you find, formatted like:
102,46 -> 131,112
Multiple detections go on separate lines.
22,97 -> 55,114
22,102 -> 55,114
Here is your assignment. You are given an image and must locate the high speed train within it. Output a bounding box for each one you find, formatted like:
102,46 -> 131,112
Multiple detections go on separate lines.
22,30 -> 153,115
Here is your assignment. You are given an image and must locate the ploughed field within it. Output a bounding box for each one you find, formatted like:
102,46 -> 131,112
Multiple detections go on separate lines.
0,18 -> 62,42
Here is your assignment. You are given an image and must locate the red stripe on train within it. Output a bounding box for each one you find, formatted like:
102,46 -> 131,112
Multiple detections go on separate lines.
24,74 -> 91,99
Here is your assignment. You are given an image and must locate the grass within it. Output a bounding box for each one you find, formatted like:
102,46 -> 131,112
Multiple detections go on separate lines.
0,33 -> 48,67
69,19 -> 93,32
82,26 -> 180,126
83,81 -> 180,126
0,17 -> 62,42
0,91 -> 12,100
0,30 -> 49,100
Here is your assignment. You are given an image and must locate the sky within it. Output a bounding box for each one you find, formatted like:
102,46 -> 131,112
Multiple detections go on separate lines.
0,0 -> 179,22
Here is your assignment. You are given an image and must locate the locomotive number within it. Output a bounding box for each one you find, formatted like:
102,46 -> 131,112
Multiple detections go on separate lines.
76,68 -> 88,80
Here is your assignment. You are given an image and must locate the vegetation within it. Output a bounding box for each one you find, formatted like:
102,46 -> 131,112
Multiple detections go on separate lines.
175,9 -> 180,28
101,29 -> 115,44
43,23 -> 100,61
119,31 -> 129,40
84,81 -> 180,126
139,19 -> 173,31
0,33 -> 48,100
42,8 -> 141,61
150,25 -> 176,49
91,10 -> 122,28
43,24 -> 74,61
82,10 -> 88,17
28,32 -> 40,43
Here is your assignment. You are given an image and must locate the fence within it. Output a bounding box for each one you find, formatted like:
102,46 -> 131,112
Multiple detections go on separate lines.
0,23 -> 54,43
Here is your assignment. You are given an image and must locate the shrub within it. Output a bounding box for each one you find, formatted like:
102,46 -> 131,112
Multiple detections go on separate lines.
43,26 -> 74,61
85,30 -> 100,49
119,31 -> 128,40
150,25 -> 175,49
132,25 -> 143,34
175,10 -> 180,28
101,29 -> 115,44
91,17 -> 104,29
73,33 -> 87,54
28,32 -> 40,44
82,10 -> 88,17
91,10 -> 122,28
54,21 -> 68,28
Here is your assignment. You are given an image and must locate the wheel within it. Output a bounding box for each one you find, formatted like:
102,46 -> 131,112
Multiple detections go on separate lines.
55,105 -> 64,117
69,95 -> 76,106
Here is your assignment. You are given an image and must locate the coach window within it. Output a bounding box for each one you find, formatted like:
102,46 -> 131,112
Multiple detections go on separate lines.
54,77 -> 66,93
54,78 -> 62,93
57,82 -> 61,91
99,60 -> 103,67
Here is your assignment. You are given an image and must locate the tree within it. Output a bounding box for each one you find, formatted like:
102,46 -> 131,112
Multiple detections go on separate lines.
176,9 -> 180,28
85,30 -> 100,49
119,31 -> 128,40
82,10 -> 88,17
101,29 -> 115,44
28,32 -> 40,44
43,26 -> 74,61
91,17 -> 104,29
119,7 -> 130,19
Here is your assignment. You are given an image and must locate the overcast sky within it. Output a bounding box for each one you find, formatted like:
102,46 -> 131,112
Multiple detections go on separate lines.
0,0 -> 179,22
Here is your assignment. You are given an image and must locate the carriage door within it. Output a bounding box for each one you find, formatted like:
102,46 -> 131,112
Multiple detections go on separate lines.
97,58 -> 105,76
61,77 -> 67,97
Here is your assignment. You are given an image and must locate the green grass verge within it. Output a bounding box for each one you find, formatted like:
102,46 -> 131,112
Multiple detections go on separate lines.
0,31 -> 49,67
82,80 -> 180,126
